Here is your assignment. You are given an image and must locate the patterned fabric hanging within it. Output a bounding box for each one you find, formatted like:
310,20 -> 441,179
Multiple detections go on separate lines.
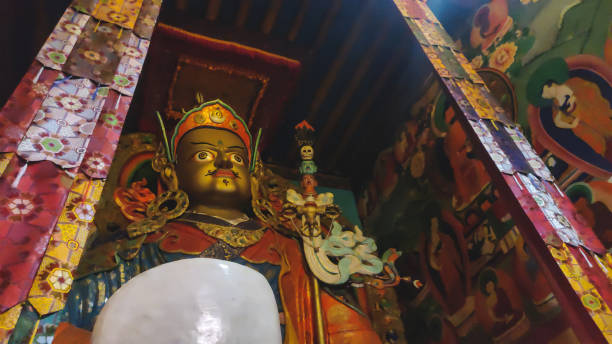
480,120 -> 535,175
453,51 -> 485,85
63,19 -> 129,86
133,0 -> 162,39
439,78 -> 481,121
0,304 -> 22,344
37,13 -> 150,97
16,78 -> 107,169
27,173 -> 104,315
412,19 -> 454,47
72,0 -> 145,30
468,119 -> 514,174
36,9 -> 90,71
504,126 -> 554,181
81,90 -> 131,178
0,62 -> 60,152
543,181 -> 605,254
109,32 -> 150,96
393,0 -> 427,19
0,157 -> 72,313
517,173 -> 583,247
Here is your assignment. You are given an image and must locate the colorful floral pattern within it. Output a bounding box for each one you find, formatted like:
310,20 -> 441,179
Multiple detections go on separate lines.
504,126 -> 554,181
36,8 -> 89,71
64,19 -> 126,87
17,78 -> 107,169
111,33 -> 149,96
0,62 -> 60,152
469,120 -> 514,174
133,0 -> 162,39
81,90 -> 131,178
413,18 -> 453,47
0,157 -> 70,313
550,244 -> 612,341
488,42 -> 518,73
518,173 -> 583,247
27,173 -> 104,315
89,0 -> 144,29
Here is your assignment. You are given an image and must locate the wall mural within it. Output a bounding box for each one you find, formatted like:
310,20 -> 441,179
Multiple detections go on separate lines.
360,0 -> 610,342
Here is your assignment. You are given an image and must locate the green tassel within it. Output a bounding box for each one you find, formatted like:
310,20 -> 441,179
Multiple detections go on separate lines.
156,111 -> 172,162
251,128 -> 263,172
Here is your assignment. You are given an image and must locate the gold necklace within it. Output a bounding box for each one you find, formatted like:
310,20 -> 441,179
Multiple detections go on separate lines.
181,219 -> 266,248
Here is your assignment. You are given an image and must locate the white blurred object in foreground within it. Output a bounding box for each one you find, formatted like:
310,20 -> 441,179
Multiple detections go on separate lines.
91,258 -> 282,344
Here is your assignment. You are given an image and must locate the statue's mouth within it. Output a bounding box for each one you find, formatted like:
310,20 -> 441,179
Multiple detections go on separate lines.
208,169 -> 238,179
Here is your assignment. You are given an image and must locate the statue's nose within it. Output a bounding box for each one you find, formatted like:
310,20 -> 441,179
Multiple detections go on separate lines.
214,151 -> 233,169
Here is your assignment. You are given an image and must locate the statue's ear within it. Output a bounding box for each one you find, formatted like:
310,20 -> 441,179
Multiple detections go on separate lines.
151,142 -> 179,192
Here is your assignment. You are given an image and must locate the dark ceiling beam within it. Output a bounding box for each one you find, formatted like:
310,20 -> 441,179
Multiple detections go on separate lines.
288,0 -> 310,42
206,0 -> 222,21
175,0 -> 188,10
312,0 -> 342,51
306,0 -> 373,122
316,21 -> 391,157
235,0 -> 252,28
261,0 -> 284,34
328,46 -> 406,168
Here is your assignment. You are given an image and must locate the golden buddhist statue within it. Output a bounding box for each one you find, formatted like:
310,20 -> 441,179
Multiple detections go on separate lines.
47,99 -> 402,343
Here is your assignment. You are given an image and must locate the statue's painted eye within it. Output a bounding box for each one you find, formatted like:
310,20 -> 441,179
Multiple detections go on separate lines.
229,153 -> 244,165
194,151 -> 214,162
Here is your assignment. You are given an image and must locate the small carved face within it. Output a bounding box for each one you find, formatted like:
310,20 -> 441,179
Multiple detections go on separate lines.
300,145 -> 314,160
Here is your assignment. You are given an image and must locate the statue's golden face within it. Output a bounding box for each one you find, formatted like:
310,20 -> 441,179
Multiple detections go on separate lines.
175,127 -> 251,211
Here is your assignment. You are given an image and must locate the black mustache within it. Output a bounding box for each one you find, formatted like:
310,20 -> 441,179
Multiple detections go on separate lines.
205,169 -> 240,178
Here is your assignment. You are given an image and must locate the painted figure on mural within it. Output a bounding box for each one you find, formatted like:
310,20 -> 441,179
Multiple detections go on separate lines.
527,57 -> 612,171
372,121 -> 417,201
512,235 -> 558,313
475,268 -> 529,342
46,100 -> 382,344
422,212 -> 470,316
442,106 -> 490,210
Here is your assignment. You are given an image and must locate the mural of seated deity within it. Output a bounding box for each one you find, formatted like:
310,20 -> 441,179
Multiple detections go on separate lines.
475,268 -> 530,343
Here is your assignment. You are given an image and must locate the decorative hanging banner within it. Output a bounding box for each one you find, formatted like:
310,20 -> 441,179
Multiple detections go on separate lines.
422,46 -> 451,78
435,46 -> 468,79
439,78 -> 481,121
0,304 -> 22,344
549,244 -> 612,341
504,126 -> 554,181
16,78 -> 107,169
0,157 -> 72,313
28,173 -> 104,315
456,79 -> 513,126
453,51 -> 485,85
481,120 -> 535,175
517,173 -> 584,248
468,119 -> 514,174
404,19 -> 428,46
505,174 -> 562,246
393,0 -> 427,19
72,0 -> 145,30
543,182 -> 605,254
133,0 -> 162,39
36,8 -> 90,71
39,16 -> 150,97
412,18 -> 454,47
63,19 -> 129,88
0,62 -> 60,152
109,32 -> 150,96
81,89 -> 131,178
0,154 -> 13,178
